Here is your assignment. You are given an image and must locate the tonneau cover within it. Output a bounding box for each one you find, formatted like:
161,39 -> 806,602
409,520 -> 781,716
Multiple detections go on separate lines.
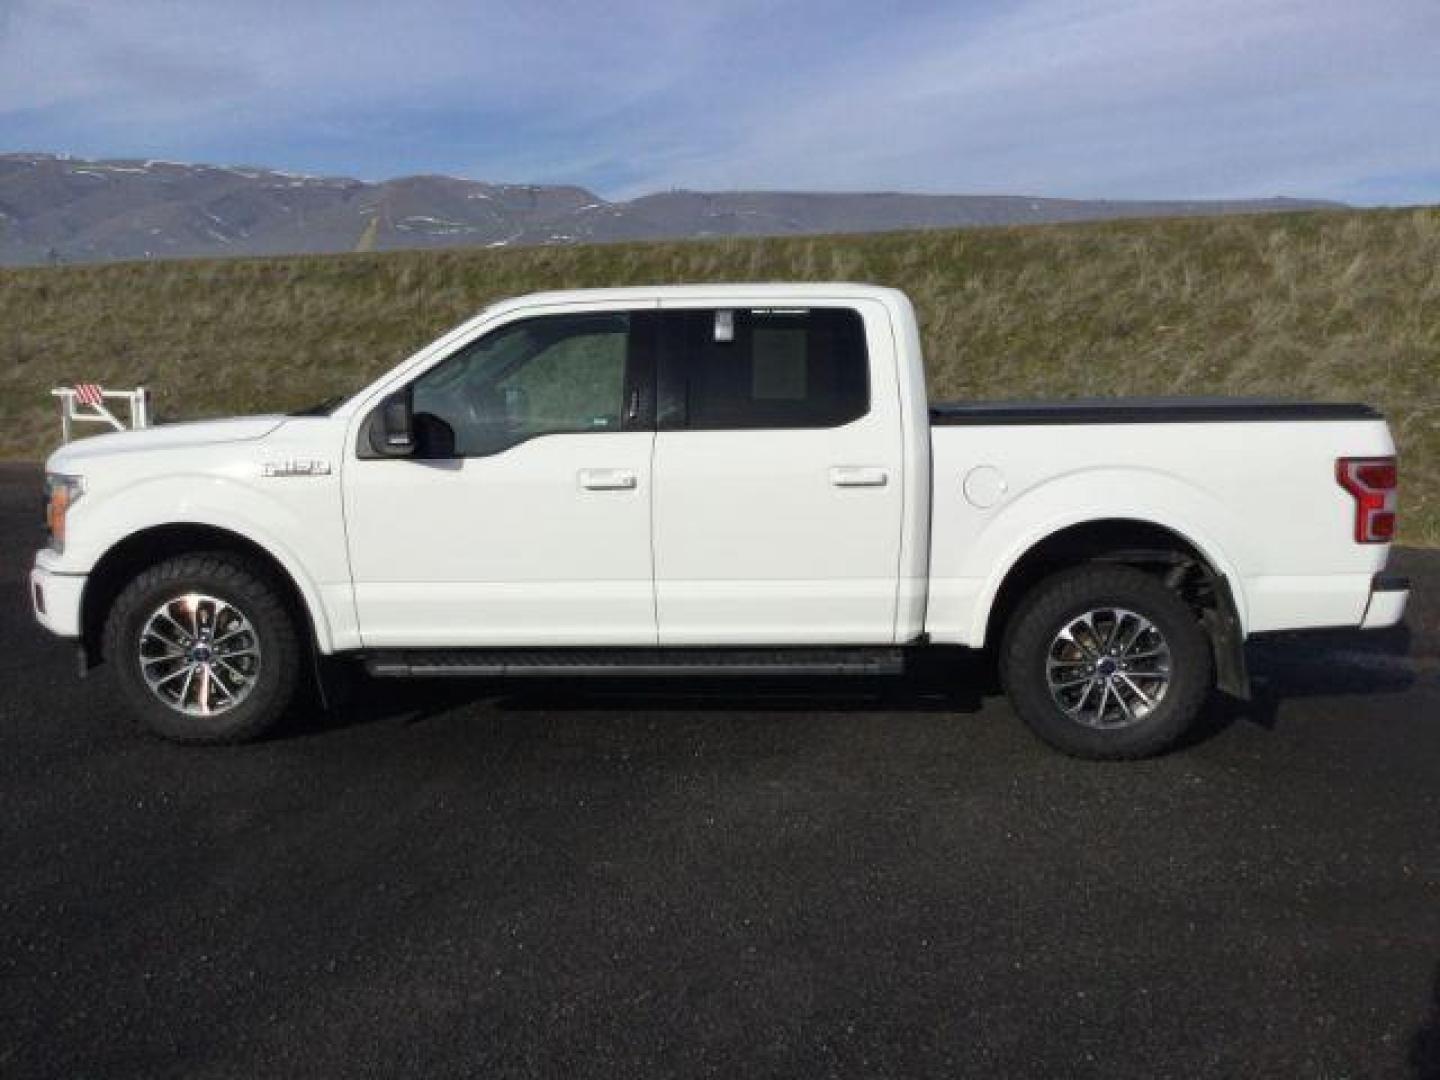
929,397 -> 1380,425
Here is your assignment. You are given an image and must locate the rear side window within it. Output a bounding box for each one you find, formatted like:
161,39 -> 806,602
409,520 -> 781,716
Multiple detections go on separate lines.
658,307 -> 869,430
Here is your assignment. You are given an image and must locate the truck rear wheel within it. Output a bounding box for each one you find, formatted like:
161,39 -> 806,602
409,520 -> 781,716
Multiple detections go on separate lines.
103,553 -> 302,744
1000,564 -> 1213,759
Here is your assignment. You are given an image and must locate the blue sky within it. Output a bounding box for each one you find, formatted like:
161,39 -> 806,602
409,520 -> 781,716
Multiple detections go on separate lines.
1,0 -> 1437,204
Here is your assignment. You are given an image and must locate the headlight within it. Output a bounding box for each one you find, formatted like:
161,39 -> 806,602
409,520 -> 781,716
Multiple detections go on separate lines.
44,473 -> 84,553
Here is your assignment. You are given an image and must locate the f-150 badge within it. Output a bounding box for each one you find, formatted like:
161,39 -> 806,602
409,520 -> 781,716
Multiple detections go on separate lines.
263,458 -> 332,477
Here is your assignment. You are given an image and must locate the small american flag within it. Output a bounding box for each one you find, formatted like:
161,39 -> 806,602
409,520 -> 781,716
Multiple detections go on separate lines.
74,383 -> 104,407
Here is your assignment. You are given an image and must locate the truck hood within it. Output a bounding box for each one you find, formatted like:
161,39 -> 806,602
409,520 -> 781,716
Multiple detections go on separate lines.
47,416 -> 287,471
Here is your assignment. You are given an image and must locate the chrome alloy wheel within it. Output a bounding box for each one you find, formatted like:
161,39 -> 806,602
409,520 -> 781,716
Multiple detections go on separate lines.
1045,607 -> 1172,729
138,593 -> 262,717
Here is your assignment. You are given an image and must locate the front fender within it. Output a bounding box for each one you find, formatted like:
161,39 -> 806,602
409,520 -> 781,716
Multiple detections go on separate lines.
63,471 -> 349,654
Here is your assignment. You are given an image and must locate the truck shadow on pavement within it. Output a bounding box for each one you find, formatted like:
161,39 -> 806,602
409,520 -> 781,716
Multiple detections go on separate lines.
294,630 -> 1422,747
1189,628 -> 1422,746
1218,625 -> 1424,728
299,649 -> 991,738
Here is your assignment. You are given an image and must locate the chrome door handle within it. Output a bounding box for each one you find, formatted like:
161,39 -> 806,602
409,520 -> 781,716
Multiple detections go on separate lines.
829,466 -> 889,488
579,468 -> 638,491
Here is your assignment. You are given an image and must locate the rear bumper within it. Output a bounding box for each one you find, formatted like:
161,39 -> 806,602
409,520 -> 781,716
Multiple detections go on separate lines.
30,560 -> 85,639
1360,574 -> 1409,630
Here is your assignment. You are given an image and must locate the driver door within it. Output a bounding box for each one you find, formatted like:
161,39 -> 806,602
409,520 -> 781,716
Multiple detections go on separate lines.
343,307 -> 659,646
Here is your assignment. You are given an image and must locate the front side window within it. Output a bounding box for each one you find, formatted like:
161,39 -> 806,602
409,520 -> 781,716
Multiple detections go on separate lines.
412,312 -> 632,457
658,307 -> 869,430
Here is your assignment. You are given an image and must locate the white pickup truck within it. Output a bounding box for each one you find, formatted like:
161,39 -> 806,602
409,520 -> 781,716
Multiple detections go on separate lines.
30,284 -> 1409,758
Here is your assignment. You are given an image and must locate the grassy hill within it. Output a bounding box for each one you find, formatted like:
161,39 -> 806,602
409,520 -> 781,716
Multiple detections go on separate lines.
2,207 -> 1438,544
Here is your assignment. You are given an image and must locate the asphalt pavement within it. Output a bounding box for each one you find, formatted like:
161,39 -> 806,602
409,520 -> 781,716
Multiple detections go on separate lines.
2,462 -> 1438,1078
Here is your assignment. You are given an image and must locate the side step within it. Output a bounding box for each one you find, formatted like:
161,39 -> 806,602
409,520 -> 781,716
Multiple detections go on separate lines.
365,647 -> 906,680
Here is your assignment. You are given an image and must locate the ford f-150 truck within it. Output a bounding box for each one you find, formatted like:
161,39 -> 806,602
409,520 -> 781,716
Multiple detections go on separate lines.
30,285 -> 1409,758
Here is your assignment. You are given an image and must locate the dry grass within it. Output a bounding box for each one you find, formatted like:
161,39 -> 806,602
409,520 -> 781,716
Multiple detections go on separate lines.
3,206 -> 1438,543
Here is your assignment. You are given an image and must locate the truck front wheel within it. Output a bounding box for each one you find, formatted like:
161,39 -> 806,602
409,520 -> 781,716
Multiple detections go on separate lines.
1000,564 -> 1213,759
103,553 -> 303,744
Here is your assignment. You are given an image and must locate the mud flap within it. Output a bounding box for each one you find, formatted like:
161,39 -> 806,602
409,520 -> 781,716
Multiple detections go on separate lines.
1202,574 -> 1250,700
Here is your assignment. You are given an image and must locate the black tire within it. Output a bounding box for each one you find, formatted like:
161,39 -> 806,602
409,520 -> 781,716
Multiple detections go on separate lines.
103,553 -> 303,744
1000,564 -> 1213,760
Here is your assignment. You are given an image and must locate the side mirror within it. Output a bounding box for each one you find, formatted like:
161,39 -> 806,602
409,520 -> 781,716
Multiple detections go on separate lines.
370,391 -> 415,457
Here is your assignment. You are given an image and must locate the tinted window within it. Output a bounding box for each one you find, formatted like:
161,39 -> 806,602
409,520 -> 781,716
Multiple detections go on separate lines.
412,312 -> 631,457
659,307 -> 869,430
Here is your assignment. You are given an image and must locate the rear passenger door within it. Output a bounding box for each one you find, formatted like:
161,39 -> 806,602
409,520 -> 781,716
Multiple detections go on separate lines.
651,301 -> 904,645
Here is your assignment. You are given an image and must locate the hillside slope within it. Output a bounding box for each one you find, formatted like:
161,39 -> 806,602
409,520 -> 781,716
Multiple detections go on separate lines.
1,152 -> 1339,265
1,206 -> 1436,543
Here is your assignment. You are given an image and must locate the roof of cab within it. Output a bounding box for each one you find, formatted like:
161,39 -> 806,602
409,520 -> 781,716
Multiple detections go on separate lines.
485,282 -> 908,311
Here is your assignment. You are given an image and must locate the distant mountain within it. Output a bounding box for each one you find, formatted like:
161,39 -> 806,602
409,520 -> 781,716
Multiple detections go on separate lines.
0,152 -> 1345,266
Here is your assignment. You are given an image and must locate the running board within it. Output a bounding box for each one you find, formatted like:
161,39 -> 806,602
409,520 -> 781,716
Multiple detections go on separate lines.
364,647 -> 906,680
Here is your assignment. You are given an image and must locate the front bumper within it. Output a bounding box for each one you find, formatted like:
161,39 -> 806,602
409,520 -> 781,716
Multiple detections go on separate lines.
30,558 -> 85,639
1360,574 -> 1409,630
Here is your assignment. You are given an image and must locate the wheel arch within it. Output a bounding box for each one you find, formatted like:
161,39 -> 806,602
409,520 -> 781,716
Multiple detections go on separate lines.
80,522 -> 329,666
977,517 -> 1249,698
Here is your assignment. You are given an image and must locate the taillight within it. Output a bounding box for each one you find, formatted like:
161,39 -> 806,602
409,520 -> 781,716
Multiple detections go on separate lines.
1336,456 -> 1398,543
